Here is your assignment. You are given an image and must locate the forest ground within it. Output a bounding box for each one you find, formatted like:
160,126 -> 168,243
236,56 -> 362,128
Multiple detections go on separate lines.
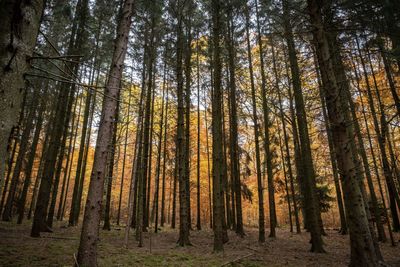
0,221 -> 399,267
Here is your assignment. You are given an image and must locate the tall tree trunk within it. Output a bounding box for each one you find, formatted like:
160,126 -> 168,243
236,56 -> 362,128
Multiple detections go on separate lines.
176,0 -> 190,246
226,8 -> 243,236
278,58 -> 301,234
283,0 -> 324,251
0,0 -> 45,190
60,92 -> 86,220
211,0 -> 225,251
103,100 -> 120,231
160,79 -> 170,228
31,0 -> 89,237
69,91 -> 95,226
184,12 -> 193,230
76,0 -> 134,264
204,95 -> 213,229
255,0 -> 277,238
196,35 -> 202,231
307,0 -> 381,264
56,90 -> 80,220
3,87 -> 40,221
356,37 -> 400,232
152,61 -> 168,232
356,73 -> 396,246
314,53 -> 347,235
17,89 -> 46,224
245,5 -> 265,243
277,127 -> 293,232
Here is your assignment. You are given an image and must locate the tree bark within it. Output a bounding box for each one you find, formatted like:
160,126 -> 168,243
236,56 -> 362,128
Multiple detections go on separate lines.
211,0 -> 225,251
0,0 -> 45,192
283,0 -> 324,251
307,0 -> 380,264
76,0 -> 134,264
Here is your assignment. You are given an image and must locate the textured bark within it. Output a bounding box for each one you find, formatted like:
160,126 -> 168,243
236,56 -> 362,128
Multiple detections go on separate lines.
211,0 -> 225,252
76,0 -> 134,264
103,101 -> 119,231
316,66 -> 347,235
350,42 -> 387,241
307,0 -> 380,264
0,0 -> 45,192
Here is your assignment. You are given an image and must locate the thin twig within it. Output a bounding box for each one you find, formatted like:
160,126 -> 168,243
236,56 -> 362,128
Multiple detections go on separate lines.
73,253 -> 80,267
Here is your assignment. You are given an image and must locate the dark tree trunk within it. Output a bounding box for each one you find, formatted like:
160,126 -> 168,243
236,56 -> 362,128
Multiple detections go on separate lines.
245,5 -> 265,243
17,90 -> 46,224
226,9 -> 243,236
255,0 -> 276,238
283,0 -> 324,251
176,0 -> 190,246
31,0 -> 89,237
307,0 -> 381,264
211,0 -> 225,251
278,58 -> 301,234
3,87 -> 40,221
196,36 -> 202,231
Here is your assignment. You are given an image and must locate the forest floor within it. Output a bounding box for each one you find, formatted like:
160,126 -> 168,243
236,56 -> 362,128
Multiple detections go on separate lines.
0,221 -> 399,267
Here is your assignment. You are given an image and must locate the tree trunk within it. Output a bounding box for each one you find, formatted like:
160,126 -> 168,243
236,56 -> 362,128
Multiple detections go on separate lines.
283,0 -> 324,251
31,0 -> 89,237
0,0 -> 45,191
314,53 -> 347,235
3,87 -> 40,221
152,60 -> 168,232
255,0 -> 277,238
278,57 -> 301,234
76,0 -> 134,264
103,100 -> 120,231
17,90 -> 46,224
196,35 -> 202,231
245,5 -> 265,243
307,0 -> 380,264
176,0 -> 190,246
211,0 -> 225,252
